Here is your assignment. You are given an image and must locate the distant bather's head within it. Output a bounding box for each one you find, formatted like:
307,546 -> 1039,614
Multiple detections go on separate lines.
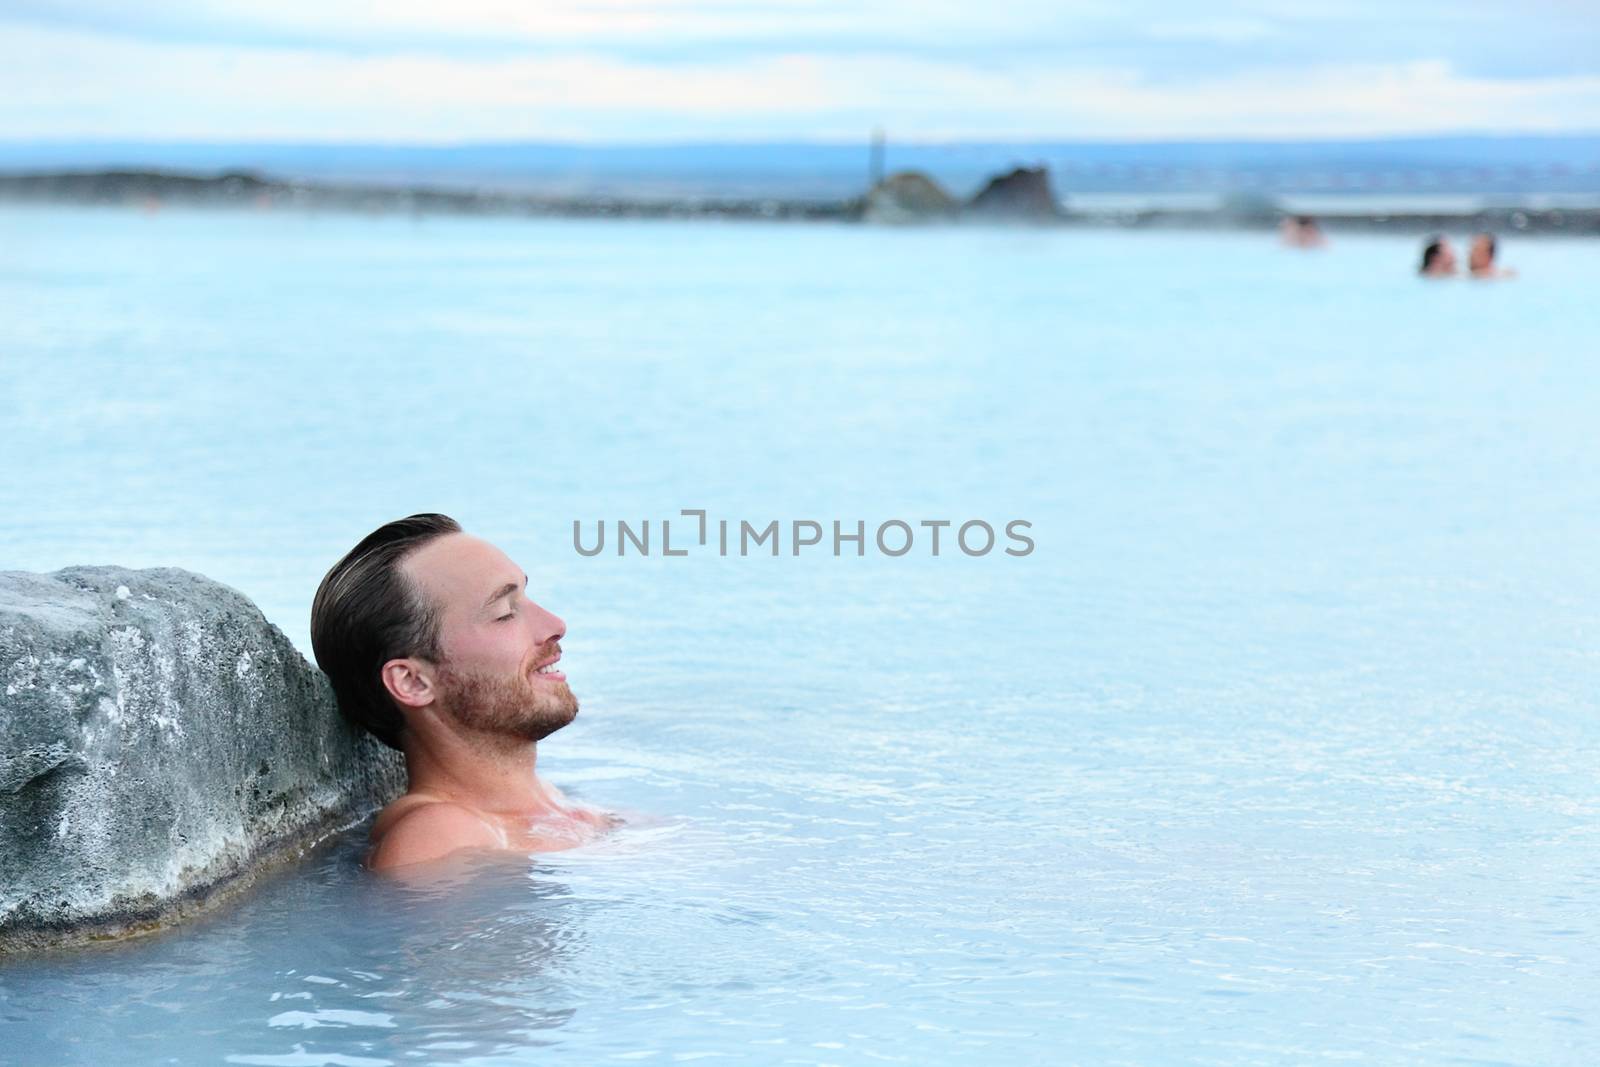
1419,236 -> 1457,277
311,514 -> 575,752
1469,232 -> 1497,273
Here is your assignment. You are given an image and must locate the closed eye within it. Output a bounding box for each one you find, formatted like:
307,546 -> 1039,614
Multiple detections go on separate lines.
492,578 -> 529,622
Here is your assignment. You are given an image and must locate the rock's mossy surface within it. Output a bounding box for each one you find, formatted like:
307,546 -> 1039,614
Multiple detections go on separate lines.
0,567 -> 405,953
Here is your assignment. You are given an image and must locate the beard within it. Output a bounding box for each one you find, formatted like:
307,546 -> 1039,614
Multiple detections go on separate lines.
435,659 -> 578,744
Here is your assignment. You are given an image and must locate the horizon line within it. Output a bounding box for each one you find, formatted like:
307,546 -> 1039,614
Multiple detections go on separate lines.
4,130 -> 1600,150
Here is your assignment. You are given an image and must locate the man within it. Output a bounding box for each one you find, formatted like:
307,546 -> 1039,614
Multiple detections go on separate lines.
1418,235 -> 1458,278
1467,232 -> 1517,279
311,514 -> 615,872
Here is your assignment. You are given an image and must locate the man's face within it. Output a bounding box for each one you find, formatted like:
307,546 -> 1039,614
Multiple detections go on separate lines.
402,533 -> 577,743
1469,235 -> 1493,271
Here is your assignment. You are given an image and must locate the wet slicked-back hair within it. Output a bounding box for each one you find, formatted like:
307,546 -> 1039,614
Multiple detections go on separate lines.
311,513 -> 462,751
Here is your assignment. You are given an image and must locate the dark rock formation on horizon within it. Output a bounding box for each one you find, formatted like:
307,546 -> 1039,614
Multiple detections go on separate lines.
1217,190 -> 1283,221
0,567 -> 405,954
0,169 -> 850,221
860,170 -> 958,224
1,167 -> 1595,234
0,169 -> 273,206
964,166 -> 1065,222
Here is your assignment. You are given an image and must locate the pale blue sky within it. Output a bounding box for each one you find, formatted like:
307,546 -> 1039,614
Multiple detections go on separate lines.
3,1 -> 1598,141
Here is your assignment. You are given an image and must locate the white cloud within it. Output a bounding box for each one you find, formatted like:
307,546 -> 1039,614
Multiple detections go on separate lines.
2,0 -> 1120,51
1147,19 -> 1278,45
1,20 -> 1598,140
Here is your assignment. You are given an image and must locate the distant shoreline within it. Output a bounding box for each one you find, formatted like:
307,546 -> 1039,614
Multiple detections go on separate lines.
2,169 -> 1596,235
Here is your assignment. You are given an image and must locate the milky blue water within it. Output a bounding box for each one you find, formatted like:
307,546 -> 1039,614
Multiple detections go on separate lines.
2,205 -> 1600,1065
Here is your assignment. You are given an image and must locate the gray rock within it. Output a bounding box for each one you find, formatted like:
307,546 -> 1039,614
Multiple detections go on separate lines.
861,171 -> 959,224
964,166 -> 1065,222
0,566 -> 405,954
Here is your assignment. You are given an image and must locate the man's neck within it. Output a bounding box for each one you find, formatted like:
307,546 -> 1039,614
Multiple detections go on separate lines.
400,728 -> 563,818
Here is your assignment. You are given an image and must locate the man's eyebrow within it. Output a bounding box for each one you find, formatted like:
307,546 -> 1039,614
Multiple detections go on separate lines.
479,575 -> 529,611
482,582 -> 519,610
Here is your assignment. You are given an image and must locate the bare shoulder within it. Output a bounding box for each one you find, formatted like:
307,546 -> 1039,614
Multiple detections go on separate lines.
369,794 -> 428,842
367,800 -> 506,872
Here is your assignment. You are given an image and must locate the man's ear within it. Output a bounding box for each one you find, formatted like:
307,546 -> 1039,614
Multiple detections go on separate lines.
381,658 -> 438,710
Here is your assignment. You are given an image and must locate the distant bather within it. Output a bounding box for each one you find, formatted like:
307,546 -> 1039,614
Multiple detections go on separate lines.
1279,215 -> 1327,249
1468,232 -> 1517,280
1419,235 -> 1458,278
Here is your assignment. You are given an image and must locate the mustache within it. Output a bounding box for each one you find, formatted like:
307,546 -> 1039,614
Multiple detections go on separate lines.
526,642 -> 562,671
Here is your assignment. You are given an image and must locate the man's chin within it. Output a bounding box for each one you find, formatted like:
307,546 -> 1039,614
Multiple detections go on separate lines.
533,674 -> 578,712
532,683 -> 579,733
440,666 -> 578,743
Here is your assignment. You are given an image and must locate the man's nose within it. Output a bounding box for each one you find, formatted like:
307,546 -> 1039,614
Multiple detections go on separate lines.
532,605 -> 566,645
